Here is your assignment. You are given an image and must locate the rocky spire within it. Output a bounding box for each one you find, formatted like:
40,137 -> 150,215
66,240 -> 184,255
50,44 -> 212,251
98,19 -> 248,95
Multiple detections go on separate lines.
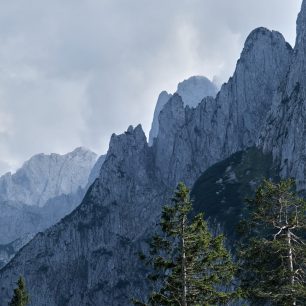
259,0 -> 306,189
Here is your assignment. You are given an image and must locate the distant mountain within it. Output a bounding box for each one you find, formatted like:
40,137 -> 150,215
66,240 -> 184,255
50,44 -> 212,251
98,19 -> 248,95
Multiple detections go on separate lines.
148,76 -> 218,145
0,147 -> 97,207
0,148 -> 101,268
259,1 -> 306,190
176,76 -> 218,107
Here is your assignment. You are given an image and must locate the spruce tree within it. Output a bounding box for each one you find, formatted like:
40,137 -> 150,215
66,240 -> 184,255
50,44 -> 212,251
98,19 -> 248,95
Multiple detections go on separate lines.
238,179 -> 306,305
9,276 -> 29,306
134,182 -> 238,305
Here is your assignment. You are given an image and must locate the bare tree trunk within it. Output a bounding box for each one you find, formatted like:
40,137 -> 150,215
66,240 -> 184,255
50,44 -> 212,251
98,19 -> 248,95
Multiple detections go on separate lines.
287,229 -> 296,306
182,214 -> 187,306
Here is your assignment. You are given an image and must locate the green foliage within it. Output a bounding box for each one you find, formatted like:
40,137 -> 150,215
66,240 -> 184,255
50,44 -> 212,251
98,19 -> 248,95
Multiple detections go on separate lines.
238,179 -> 306,305
135,182 -> 238,305
191,147 -> 279,242
9,276 -> 29,306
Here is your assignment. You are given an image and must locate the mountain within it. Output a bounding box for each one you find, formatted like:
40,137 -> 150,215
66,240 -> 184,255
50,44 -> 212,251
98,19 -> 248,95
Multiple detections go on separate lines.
148,91 -> 172,145
260,0 -> 306,190
0,147 -> 97,207
154,28 -> 291,188
0,2 -> 304,305
0,148 -> 99,268
176,76 -> 218,107
148,76 -> 218,145
87,154 -> 106,188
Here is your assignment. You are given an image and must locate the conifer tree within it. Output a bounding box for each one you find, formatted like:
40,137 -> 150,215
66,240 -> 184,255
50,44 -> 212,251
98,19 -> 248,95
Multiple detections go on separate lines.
9,276 -> 29,306
134,182 -> 238,305
238,179 -> 306,305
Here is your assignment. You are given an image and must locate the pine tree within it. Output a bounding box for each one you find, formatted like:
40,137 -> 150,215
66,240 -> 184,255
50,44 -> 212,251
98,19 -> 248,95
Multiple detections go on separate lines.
9,276 -> 29,306
134,182 -> 238,305
238,179 -> 306,305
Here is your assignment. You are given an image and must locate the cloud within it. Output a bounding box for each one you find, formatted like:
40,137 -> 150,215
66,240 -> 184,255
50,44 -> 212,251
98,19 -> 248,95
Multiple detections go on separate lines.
0,0 -> 302,173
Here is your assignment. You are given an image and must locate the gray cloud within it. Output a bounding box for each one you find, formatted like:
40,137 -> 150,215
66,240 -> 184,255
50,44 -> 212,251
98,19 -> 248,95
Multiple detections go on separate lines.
0,0 -> 302,174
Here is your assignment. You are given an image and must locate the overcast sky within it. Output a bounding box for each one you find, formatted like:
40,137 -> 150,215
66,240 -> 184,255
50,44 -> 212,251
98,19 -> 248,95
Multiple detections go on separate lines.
0,0 -> 302,174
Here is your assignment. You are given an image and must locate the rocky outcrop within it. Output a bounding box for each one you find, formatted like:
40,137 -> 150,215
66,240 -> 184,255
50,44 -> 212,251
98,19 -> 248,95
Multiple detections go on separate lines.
0,125 -> 166,305
0,147 -> 97,207
259,1 -> 306,189
155,27 -> 292,188
0,5 -> 298,306
148,91 -> 172,145
148,76 -> 217,145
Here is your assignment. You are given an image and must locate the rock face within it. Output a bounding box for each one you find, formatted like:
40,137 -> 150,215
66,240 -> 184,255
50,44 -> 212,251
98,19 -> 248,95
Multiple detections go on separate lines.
148,76 -> 217,145
148,91 -> 172,145
87,154 -> 106,187
0,234 -> 34,269
260,1 -> 306,190
0,126 -> 166,305
154,27 -> 292,188
0,16 -> 294,305
0,147 -> 97,207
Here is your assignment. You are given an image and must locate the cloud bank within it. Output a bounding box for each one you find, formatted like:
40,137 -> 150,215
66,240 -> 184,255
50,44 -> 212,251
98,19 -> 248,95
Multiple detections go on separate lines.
0,0 -> 302,174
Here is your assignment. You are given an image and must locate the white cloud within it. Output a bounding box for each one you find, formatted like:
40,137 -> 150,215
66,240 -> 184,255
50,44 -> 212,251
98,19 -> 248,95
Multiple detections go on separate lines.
0,0 -> 302,174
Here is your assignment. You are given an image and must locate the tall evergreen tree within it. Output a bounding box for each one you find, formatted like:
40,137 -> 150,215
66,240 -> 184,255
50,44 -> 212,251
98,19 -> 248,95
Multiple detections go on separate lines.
134,182 -> 238,305
238,179 -> 306,305
9,276 -> 29,306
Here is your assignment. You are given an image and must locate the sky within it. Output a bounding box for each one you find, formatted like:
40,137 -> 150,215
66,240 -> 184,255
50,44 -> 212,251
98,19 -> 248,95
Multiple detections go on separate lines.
0,0 -> 302,174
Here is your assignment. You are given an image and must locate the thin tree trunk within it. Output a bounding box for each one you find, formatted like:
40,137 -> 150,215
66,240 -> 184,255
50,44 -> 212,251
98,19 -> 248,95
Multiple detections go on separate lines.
182,214 -> 187,306
287,229 -> 296,306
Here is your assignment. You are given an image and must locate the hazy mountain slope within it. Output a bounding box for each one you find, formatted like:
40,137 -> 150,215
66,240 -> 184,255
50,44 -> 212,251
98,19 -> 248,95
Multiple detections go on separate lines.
0,147 -> 97,207
0,148 -> 99,268
260,1 -> 306,190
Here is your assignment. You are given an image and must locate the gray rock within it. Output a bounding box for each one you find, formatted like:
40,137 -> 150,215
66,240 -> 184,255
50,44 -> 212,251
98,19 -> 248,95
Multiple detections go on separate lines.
0,147 -> 97,207
0,125 -> 166,306
155,27 -> 292,188
148,91 -> 172,146
148,76 -> 217,146
259,0 -> 306,189
0,234 -> 34,269
87,154 -> 106,187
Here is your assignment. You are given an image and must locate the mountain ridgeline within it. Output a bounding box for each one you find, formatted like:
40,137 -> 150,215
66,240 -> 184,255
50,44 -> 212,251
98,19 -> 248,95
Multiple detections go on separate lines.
0,148 -> 101,268
1,1 -> 306,305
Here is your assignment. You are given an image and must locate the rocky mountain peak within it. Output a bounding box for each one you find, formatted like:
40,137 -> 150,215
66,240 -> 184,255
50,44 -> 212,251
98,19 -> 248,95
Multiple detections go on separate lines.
0,148 -> 97,207
148,91 -> 173,146
148,76 -> 217,146
110,124 -> 147,152
259,0 -> 306,190
176,76 -> 218,107
101,124 -> 152,189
